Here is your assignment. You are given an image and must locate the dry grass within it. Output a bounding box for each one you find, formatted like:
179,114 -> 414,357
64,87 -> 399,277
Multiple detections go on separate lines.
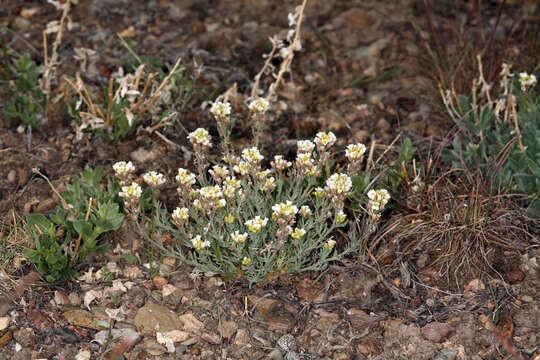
374,166 -> 538,290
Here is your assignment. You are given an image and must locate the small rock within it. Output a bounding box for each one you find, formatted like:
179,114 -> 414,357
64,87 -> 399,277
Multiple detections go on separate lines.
134,303 -> 182,335
234,328 -> 250,346
35,198 -> 56,212
354,130 -> 370,143
201,330 -> 221,344
153,276 -> 168,290
421,322 -> 454,343
268,349 -> 283,360
505,269 -> 526,284
178,313 -> 204,333
68,293 -> 81,305
219,320 -> 237,340
7,170 -> 16,184
434,348 -> 458,360
247,295 -> 278,315
277,334 -> 296,353
12,17 -> 31,31
63,309 -> 107,331
521,295 -> 533,302
130,147 -> 158,163
13,328 -> 35,347
377,118 -> 391,133
0,317 -> 10,331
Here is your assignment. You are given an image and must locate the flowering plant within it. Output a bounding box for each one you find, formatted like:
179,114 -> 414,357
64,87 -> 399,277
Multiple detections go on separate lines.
140,104 -> 391,286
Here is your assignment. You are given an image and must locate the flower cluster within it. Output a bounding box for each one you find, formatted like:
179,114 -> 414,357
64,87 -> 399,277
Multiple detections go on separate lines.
290,227 -> 306,240
272,201 -> 298,224
191,235 -> 210,251
231,231 -> 248,245
519,72 -> 537,92
314,131 -> 337,152
249,98 -> 270,114
345,143 -> 367,162
119,182 -> 142,207
172,207 -> 189,226
241,147 -> 264,165
188,128 -> 212,150
271,155 -> 292,171
223,177 -> 242,199
325,173 -> 352,198
113,161 -> 136,181
367,189 -> 391,212
198,185 -> 226,210
245,216 -> 268,234
297,140 -> 315,153
210,101 -> 231,119
262,177 -> 276,193
209,165 -> 229,184
299,205 -> 312,217
143,171 -> 166,188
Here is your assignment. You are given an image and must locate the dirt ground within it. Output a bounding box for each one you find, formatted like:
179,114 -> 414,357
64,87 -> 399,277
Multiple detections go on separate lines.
0,0 -> 539,359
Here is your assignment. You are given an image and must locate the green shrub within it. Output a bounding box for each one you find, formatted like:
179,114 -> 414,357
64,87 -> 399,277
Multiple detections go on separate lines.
2,51 -> 45,129
442,67 -> 539,217
24,167 -> 124,282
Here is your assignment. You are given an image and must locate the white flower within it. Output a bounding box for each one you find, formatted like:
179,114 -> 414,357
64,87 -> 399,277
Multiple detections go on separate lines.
188,128 -> 211,149
314,131 -> 337,151
272,201 -> 298,221
233,162 -> 250,176
345,143 -> 367,162
262,177 -> 276,192
143,171 -> 166,188
297,140 -> 315,153
172,207 -> 189,224
367,189 -> 391,211
313,187 -> 325,198
271,155 -> 292,171
210,101 -> 231,118
290,227 -> 306,240
325,173 -> 352,195
119,183 -> 142,204
175,168 -> 196,187
295,152 -> 315,168
209,165 -> 229,182
299,205 -> 312,217
112,161 -> 135,178
231,231 -> 248,244
336,210 -> 347,223
324,239 -> 336,251
191,235 -> 210,251
241,147 -> 264,164
245,216 -> 269,233
249,98 -> 270,113
199,185 -> 223,201
519,72 -> 537,91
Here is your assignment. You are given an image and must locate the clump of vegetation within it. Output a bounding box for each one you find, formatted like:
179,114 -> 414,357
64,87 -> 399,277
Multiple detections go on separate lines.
1,52 -> 45,129
441,59 -> 539,216
110,100 -> 391,286
24,167 -> 124,282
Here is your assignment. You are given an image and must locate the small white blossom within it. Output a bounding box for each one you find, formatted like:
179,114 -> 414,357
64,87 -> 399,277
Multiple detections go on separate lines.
188,128 -> 211,149
262,177 -> 276,193
345,143 -> 367,162
112,161 -> 135,178
191,235 -> 210,251
209,165 -> 229,182
119,183 -> 142,204
367,189 -> 391,211
324,239 -> 336,251
271,155 -> 292,171
241,147 -> 264,165
249,98 -> 270,113
210,101 -> 231,118
297,140 -> 315,153
299,205 -> 312,217
231,231 -> 248,244
233,162 -> 250,176
314,131 -> 337,151
176,168 -> 196,187
245,216 -> 269,233
290,227 -> 306,240
172,207 -> 189,225
143,171 -> 166,188
519,72 -> 537,91
325,173 -> 352,195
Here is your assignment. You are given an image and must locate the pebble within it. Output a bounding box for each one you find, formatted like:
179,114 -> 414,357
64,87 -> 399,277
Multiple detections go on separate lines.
376,118 -> 391,133
7,170 -> 16,184
13,328 -> 35,348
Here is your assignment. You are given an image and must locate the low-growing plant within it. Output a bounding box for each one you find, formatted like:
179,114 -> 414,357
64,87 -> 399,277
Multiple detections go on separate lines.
66,56 -> 184,142
441,59 -> 540,216
24,167 -> 124,282
1,52 -> 45,129
113,102 -> 391,286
